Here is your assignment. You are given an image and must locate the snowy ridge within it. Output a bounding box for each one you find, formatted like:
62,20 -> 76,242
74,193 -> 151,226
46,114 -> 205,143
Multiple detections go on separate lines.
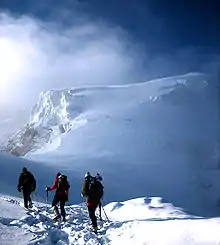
1,72 -> 216,156
31,90 -> 73,132
104,197 -> 192,221
1,195 -> 220,245
1,89 -> 88,155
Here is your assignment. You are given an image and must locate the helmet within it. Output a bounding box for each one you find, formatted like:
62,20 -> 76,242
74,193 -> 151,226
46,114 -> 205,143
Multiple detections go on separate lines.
84,172 -> 91,179
95,173 -> 103,182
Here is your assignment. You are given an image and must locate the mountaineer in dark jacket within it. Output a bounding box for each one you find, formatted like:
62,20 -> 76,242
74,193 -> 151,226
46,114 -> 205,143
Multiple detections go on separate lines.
81,172 -> 104,232
17,167 -> 36,209
46,173 -> 70,222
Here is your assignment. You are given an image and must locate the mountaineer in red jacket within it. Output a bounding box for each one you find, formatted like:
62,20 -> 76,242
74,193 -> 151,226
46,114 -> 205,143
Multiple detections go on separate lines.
46,172 -> 70,222
81,172 -> 104,232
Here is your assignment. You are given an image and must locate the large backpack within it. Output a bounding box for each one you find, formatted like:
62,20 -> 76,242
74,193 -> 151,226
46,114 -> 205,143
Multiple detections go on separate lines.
57,175 -> 70,191
87,176 -> 104,199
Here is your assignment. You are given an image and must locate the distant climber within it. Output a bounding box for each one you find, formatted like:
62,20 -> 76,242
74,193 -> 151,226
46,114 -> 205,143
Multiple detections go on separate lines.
17,167 -> 36,209
46,173 -> 70,222
81,172 -> 104,232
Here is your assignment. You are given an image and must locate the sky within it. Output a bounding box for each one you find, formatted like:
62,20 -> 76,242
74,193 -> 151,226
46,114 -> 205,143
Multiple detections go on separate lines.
0,0 -> 219,107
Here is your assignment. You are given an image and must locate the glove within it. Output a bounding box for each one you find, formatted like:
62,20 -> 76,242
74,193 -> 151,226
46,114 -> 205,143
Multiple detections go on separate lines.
17,187 -> 21,192
45,187 -> 50,192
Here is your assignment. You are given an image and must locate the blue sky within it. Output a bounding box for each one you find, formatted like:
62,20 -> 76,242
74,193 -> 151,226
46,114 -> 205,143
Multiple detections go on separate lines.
1,0 -> 219,52
0,0 -> 219,106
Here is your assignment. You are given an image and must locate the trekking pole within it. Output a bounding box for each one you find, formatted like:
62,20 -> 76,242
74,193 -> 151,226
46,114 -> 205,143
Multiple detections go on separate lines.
100,202 -> 109,222
99,202 -> 102,221
46,188 -> 49,203
31,191 -> 34,207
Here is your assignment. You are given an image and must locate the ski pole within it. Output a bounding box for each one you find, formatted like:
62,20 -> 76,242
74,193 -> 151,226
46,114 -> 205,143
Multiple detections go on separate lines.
100,202 -> 109,222
46,188 -> 49,202
99,202 -> 102,221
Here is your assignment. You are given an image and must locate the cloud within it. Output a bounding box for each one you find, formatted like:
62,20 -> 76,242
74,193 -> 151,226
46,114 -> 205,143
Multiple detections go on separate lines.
0,10 -> 219,109
0,12 -> 145,108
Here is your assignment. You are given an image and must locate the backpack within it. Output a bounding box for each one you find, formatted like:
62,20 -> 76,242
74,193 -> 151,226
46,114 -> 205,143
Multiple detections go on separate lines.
57,175 -> 70,191
87,176 -> 104,199
20,171 -> 36,191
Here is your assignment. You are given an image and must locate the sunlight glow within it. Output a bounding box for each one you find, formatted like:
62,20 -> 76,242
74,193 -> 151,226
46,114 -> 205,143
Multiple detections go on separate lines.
0,38 -> 24,103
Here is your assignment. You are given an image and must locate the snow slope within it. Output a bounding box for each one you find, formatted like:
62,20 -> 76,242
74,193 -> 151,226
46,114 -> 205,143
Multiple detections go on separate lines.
0,106 -> 28,146
0,196 -> 33,245
1,73 -> 219,217
0,194 -> 220,245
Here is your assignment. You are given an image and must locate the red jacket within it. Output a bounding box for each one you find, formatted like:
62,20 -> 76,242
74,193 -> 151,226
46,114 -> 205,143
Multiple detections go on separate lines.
49,176 -> 68,198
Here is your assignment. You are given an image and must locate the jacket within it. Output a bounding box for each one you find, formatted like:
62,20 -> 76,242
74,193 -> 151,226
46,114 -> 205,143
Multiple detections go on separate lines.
49,176 -> 69,199
17,171 -> 36,192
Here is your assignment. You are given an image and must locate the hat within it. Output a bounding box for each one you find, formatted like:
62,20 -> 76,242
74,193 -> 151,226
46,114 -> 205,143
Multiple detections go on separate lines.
95,173 -> 103,182
84,172 -> 91,179
56,172 -> 61,178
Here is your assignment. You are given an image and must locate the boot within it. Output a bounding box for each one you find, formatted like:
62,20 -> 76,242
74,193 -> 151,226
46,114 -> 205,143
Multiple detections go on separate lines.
93,225 -> 98,234
53,215 -> 61,222
92,220 -> 98,233
53,206 -> 60,220
28,202 -> 33,208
